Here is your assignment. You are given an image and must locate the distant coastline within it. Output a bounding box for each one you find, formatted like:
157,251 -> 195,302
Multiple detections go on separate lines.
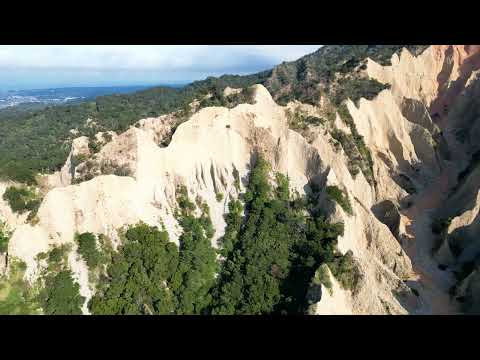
0,84 -> 186,109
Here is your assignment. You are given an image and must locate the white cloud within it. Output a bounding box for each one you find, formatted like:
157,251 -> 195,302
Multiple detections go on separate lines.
0,45 -> 321,71
0,45 -> 323,89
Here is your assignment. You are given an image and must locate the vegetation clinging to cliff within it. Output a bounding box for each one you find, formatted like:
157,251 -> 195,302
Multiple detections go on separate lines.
89,223 -> 179,315
328,102 -> 375,186
89,187 -> 219,315
171,188 -> 218,314
0,221 -> 10,254
0,259 -> 42,315
326,185 -> 353,215
84,156 -> 358,315
38,270 -> 85,315
265,45 -> 427,106
36,244 -> 85,315
3,186 -> 40,214
210,156 -> 352,314
75,232 -> 105,270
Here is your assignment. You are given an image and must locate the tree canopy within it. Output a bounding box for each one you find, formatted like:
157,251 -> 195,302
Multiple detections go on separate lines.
86,156 -> 358,315
210,156 -> 347,314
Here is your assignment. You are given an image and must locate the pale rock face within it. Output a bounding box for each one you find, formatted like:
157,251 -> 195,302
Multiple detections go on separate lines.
320,45 -> 480,314
367,46 -> 475,107
333,112 -> 352,135
436,163 -> 480,312
285,100 -> 320,117
223,87 -> 242,97
88,129 -> 138,176
136,115 -> 178,145
327,197 -> 413,314
448,191 -> 480,238
94,131 -> 117,143
445,191 -> 480,265
347,46 -> 480,206
348,91 -> 440,193
367,45 -> 480,129
40,136 -> 91,190
367,47 -> 445,106
312,266 -> 353,315
433,159 -> 480,266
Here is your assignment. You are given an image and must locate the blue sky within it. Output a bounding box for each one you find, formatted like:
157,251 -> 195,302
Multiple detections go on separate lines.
0,45 -> 321,90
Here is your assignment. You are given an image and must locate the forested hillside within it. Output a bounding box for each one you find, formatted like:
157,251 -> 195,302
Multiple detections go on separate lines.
86,157 -> 354,315
0,45 -> 427,184
0,156 -> 355,315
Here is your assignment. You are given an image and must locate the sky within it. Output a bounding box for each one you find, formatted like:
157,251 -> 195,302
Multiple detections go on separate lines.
0,45 -> 322,91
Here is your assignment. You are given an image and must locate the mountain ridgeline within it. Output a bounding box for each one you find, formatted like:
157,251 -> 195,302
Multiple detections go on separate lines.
0,45 -> 428,183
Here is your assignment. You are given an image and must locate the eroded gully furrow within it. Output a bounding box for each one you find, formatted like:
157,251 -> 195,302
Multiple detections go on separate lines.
400,131 -> 466,314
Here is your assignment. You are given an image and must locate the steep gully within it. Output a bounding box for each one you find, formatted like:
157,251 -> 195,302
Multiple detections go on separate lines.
401,159 -> 459,314
373,45 -> 480,314
400,98 -> 472,314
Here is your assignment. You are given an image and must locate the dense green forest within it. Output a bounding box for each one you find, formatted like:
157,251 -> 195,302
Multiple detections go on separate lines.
89,186 -> 219,315
0,156 -> 359,315
210,157 -> 355,314
88,224 -> 180,314
86,156 -> 357,315
0,45 -> 427,184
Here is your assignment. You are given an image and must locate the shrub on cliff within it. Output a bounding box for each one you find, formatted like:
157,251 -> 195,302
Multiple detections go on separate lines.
3,186 -> 41,216
0,221 -> 10,254
75,232 -> 104,270
326,185 -> 353,215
